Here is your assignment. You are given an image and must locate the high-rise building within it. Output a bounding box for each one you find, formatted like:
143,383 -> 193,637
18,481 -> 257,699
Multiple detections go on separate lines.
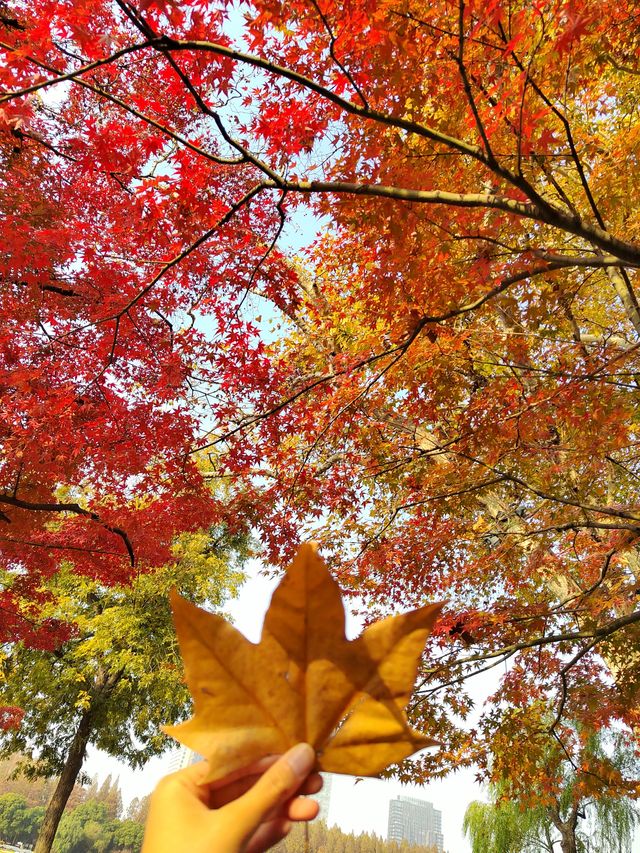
387,795 -> 444,851
315,772 -> 333,822
168,745 -> 202,773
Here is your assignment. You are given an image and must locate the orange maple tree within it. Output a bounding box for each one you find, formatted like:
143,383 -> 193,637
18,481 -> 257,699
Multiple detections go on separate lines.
1,0 -> 640,795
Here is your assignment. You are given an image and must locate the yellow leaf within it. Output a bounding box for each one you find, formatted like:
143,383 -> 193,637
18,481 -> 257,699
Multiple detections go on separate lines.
163,543 -> 443,782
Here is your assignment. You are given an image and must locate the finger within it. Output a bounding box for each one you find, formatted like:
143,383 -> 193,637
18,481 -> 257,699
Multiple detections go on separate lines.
225,743 -> 316,841
211,766 -> 321,808
209,773 -> 265,808
244,818 -> 292,853
209,755 -> 279,790
153,761 -> 213,806
301,772 -> 323,795
287,796 -> 320,822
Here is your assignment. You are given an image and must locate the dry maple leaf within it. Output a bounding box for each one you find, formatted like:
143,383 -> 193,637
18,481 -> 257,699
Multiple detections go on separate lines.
164,543 -> 443,782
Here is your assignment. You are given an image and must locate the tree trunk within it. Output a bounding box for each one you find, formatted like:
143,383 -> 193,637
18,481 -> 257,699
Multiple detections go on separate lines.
33,706 -> 95,853
549,803 -> 579,853
34,667 -> 122,853
558,825 -> 578,853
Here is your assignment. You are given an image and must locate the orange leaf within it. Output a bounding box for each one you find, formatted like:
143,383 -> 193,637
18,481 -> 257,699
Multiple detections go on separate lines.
163,542 -> 443,782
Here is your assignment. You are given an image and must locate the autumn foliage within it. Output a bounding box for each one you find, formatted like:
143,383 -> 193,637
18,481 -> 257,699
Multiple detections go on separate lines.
1,0 -> 640,801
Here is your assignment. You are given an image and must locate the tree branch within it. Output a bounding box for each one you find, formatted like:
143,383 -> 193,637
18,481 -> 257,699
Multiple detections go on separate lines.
0,41 -> 153,102
421,607 -> 640,687
0,495 -> 135,566
0,41 -> 242,167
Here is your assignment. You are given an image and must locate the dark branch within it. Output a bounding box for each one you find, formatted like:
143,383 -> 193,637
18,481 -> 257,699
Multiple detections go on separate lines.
0,495 -> 135,566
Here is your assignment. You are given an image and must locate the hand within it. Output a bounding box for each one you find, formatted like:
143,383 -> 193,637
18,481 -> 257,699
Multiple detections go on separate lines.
142,743 -> 321,853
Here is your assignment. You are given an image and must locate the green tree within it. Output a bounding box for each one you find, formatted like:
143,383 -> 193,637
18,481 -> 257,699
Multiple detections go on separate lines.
0,528 -> 245,853
463,799 -> 555,853
0,792 -> 44,846
112,818 -> 144,853
53,800 -> 114,853
464,793 -> 639,853
51,800 -> 143,853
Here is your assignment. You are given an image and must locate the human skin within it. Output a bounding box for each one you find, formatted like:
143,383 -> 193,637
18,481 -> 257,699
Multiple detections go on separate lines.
142,743 -> 321,853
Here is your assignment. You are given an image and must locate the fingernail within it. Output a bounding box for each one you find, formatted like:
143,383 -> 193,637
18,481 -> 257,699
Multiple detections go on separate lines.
285,743 -> 315,778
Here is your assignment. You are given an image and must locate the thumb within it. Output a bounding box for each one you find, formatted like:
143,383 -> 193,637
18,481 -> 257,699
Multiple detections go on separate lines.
227,743 -> 316,836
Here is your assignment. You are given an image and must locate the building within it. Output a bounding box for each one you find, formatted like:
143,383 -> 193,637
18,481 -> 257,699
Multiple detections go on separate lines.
387,795 -> 444,851
315,772 -> 333,822
167,745 -> 202,773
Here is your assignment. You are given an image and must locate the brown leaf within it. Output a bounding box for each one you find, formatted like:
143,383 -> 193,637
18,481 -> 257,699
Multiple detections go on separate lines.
163,543 -> 443,782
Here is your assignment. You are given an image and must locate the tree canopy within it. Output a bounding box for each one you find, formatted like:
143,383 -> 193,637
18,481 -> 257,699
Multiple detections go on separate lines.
0,788 -> 145,853
0,792 -> 44,847
53,799 -> 144,853
1,0 -> 640,801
